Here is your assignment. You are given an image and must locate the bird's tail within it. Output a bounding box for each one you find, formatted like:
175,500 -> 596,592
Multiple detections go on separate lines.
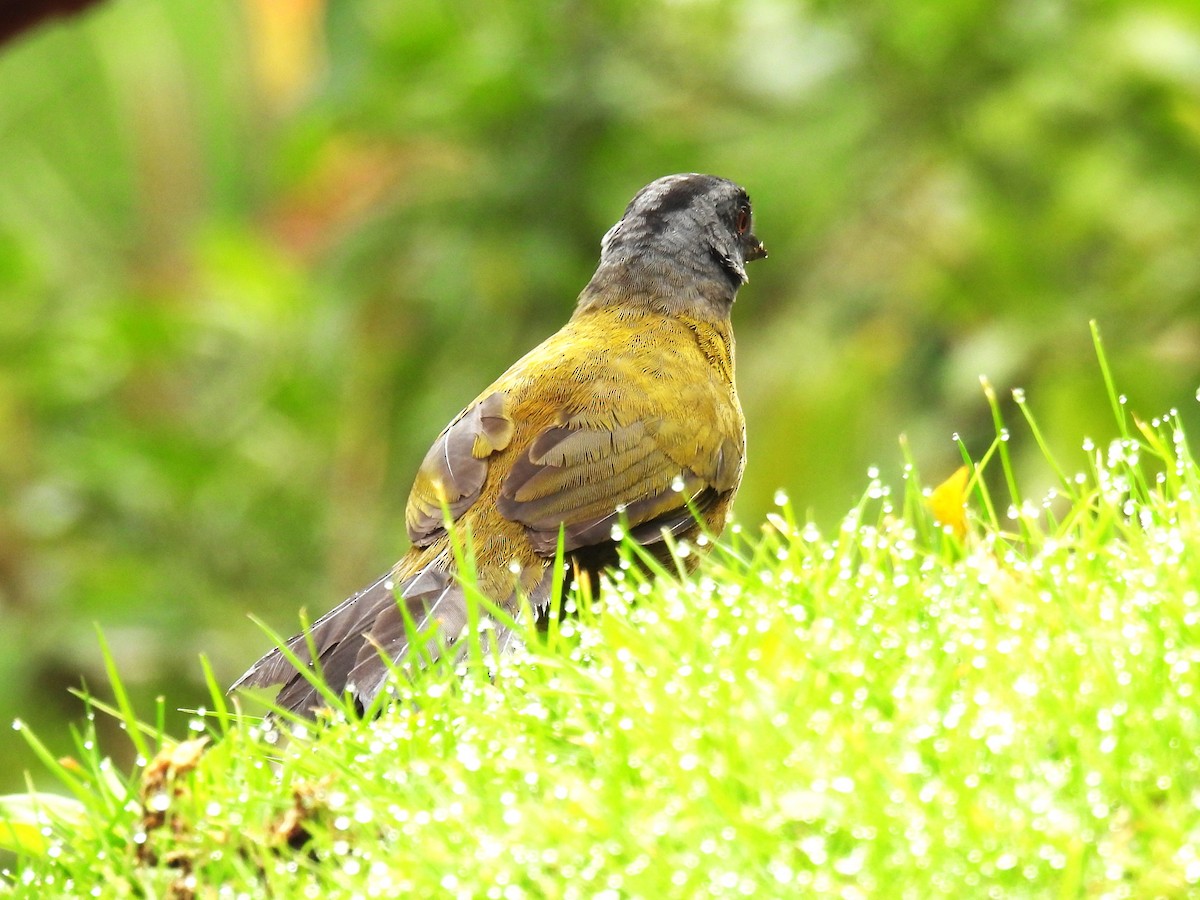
230,549 -> 553,716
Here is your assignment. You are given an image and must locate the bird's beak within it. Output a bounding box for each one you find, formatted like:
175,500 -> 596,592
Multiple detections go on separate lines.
745,235 -> 767,262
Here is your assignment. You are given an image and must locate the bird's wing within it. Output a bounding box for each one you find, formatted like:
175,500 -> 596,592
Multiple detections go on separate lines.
405,390 -> 515,547
233,329 -> 741,713
497,413 -> 742,555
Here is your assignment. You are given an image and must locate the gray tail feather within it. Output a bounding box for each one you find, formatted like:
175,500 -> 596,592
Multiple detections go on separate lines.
230,553 -> 555,716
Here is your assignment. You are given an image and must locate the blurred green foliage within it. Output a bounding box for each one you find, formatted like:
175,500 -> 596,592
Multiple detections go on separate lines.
0,0 -> 1198,789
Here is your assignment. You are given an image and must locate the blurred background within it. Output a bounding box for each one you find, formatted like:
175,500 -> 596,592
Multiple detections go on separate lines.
1,0 -> 1198,790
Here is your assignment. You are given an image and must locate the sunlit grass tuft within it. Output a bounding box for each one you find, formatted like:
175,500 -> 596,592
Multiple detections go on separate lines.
3,330 -> 1199,897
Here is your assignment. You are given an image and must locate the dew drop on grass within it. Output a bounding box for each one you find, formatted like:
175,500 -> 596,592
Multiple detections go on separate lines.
834,847 -> 866,877
800,835 -> 827,865
831,776 -> 855,794
147,792 -> 171,812
1184,859 -> 1200,885
769,861 -> 795,885
1013,674 -> 1039,698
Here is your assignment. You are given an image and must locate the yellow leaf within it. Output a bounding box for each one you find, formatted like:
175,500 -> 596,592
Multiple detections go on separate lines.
927,466 -> 970,538
0,792 -> 89,856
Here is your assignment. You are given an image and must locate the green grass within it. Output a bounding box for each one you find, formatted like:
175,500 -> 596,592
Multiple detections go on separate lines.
3,338 -> 1199,898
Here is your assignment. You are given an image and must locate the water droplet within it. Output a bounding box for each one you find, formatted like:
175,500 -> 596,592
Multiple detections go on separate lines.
800,835 -> 827,865
147,792 -> 171,812
834,847 -> 866,876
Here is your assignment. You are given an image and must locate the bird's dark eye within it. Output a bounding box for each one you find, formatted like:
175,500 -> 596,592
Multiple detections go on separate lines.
735,207 -> 751,235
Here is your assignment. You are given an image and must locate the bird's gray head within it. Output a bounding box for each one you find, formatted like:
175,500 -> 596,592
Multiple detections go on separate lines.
578,174 -> 767,319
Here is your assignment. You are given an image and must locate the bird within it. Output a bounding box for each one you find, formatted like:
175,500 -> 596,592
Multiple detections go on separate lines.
231,173 -> 767,715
